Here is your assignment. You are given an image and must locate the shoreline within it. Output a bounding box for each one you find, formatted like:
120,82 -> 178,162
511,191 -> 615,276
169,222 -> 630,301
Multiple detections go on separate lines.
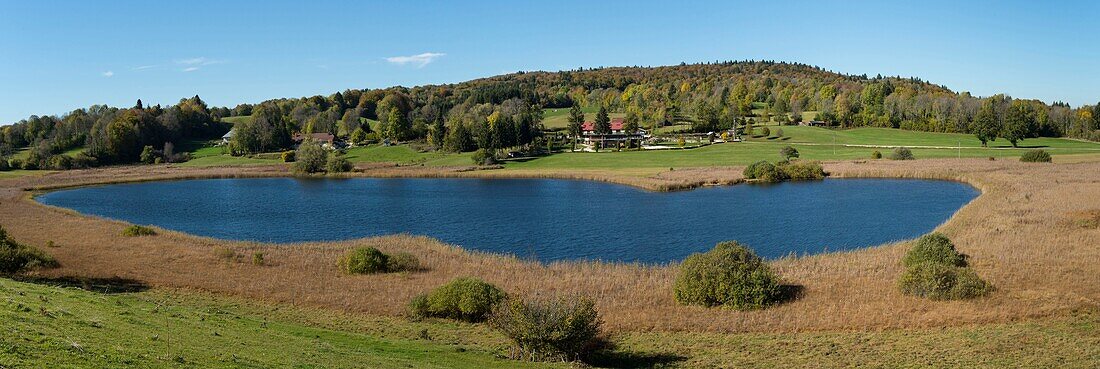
1,158 -> 1097,334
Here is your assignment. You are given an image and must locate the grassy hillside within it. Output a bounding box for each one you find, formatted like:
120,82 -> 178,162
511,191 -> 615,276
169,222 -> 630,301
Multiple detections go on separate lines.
2,277 -> 1096,368
0,277 -> 555,369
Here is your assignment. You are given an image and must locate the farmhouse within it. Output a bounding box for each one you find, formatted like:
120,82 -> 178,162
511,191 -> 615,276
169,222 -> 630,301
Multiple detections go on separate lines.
292,132 -> 337,148
580,118 -> 644,148
802,120 -> 829,127
221,129 -> 235,144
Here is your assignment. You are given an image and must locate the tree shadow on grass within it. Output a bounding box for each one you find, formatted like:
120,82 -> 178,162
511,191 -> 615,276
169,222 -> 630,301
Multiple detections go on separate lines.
586,350 -> 688,368
14,275 -> 149,294
776,284 -> 805,305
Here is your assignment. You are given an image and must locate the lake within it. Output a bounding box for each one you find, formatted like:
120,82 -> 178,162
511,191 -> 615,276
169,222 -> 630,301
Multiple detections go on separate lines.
36,177 -> 978,264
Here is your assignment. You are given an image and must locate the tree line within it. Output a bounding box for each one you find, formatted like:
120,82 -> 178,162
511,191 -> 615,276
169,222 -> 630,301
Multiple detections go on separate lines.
4,61 -> 1099,170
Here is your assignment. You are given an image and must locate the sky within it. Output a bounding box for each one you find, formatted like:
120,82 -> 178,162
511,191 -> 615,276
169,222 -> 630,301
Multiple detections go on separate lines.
2,0 -> 1098,124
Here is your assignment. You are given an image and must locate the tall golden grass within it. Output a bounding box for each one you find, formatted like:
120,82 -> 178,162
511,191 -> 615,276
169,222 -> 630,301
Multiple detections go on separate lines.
1,158 -> 1097,333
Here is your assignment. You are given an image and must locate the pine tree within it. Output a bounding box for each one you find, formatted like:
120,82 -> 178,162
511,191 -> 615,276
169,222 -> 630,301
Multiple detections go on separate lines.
595,106 -> 611,134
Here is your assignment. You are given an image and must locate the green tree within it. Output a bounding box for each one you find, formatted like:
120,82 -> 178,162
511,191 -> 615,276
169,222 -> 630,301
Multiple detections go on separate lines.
350,127 -> 368,145
292,139 -> 328,174
1002,103 -> 1034,147
139,145 -> 157,164
594,106 -> 611,134
105,111 -> 141,162
566,105 -> 584,150
428,118 -> 445,147
971,99 -> 1000,147
779,146 -> 799,160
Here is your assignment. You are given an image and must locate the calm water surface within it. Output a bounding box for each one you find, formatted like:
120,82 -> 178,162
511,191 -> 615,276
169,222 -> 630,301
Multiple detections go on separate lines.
37,178 -> 977,263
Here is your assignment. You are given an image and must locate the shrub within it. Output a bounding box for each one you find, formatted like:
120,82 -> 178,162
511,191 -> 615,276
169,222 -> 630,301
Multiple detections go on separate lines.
779,146 -> 799,160
386,252 -> 420,272
743,160 -> 789,183
871,150 -> 882,159
140,145 -> 158,164
281,150 -> 296,162
889,147 -> 915,160
471,148 -> 498,165
338,247 -> 389,274
9,159 -> 23,170
251,252 -> 265,266
325,155 -> 353,173
778,161 -> 825,181
898,262 -> 991,300
121,225 -> 156,237
1020,149 -> 1052,163
214,247 -> 238,262
902,233 -> 968,268
0,226 -> 58,274
293,139 -> 328,174
489,295 -> 604,362
674,241 -> 782,310
0,158 -> 9,171
760,126 -> 771,137
409,277 -> 505,322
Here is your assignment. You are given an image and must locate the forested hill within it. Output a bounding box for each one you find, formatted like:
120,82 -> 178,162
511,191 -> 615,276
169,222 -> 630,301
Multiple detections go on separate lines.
2,61 -> 1099,170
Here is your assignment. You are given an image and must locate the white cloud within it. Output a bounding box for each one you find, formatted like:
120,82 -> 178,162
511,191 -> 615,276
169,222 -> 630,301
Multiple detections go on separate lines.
101,71 -> 114,77
385,52 -> 445,68
175,57 -> 223,72
133,65 -> 157,70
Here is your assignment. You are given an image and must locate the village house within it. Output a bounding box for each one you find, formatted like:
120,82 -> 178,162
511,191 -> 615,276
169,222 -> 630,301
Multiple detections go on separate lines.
801,120 -> 829,127
292,132 -> 337,149
221,129 -> 235,144
579,118 -> 645,148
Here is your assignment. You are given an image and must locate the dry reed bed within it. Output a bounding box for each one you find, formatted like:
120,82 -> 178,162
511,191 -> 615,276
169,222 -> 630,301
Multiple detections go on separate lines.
1,159 -> 1097,333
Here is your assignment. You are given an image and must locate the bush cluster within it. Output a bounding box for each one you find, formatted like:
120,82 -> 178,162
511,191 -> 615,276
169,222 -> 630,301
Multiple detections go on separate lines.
1019,149 -> 1052,163
0,226 -> 58,274
489,296 -> 605,362
471,148 -> 499,166
0,158 -> 9,171
280,150 -> 296,162
325,155 -> 353,173
409,277 -> 505,322
674,241 -> 783,310
744,160 -> 825,183
889,147 -> 915,160
120,225 -> 156,237
871,150 -> 882,159
338,247 -> 419,274
898,233 -> 991,300
777,161 -> 826,181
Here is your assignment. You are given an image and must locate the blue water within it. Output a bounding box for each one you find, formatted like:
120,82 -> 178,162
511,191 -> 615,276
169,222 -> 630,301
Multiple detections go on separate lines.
36,178 -> 977,264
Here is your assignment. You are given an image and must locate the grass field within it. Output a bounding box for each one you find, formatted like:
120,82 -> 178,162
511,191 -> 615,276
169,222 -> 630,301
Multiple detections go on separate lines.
541,106 -> 624,129
0,277 -> 554,369
3,277 -> 1096,368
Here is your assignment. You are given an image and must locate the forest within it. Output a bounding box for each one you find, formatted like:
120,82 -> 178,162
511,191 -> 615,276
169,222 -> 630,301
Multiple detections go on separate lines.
2,60 -> 1099,170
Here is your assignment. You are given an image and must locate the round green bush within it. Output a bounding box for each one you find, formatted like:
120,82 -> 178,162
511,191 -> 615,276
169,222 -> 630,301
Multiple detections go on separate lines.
898,262 -> 991,300
1019,149 -> 1052,163
871,150 -> 882,159
338,247 -> 389,274
889,147 -> 915,160
489,295 -> 604,362
386,252 -> 420,272
902,233 -> 967,268
674,241 -> 782,310
471,149 -> 498,166
281,150 -> 296,162
409,277 -> 505,322
744,160 -> 788,182
325,155 -> 353,173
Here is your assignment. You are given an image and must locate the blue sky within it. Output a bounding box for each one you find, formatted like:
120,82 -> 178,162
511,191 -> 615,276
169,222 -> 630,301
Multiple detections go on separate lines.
2,0 -> 1098,123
